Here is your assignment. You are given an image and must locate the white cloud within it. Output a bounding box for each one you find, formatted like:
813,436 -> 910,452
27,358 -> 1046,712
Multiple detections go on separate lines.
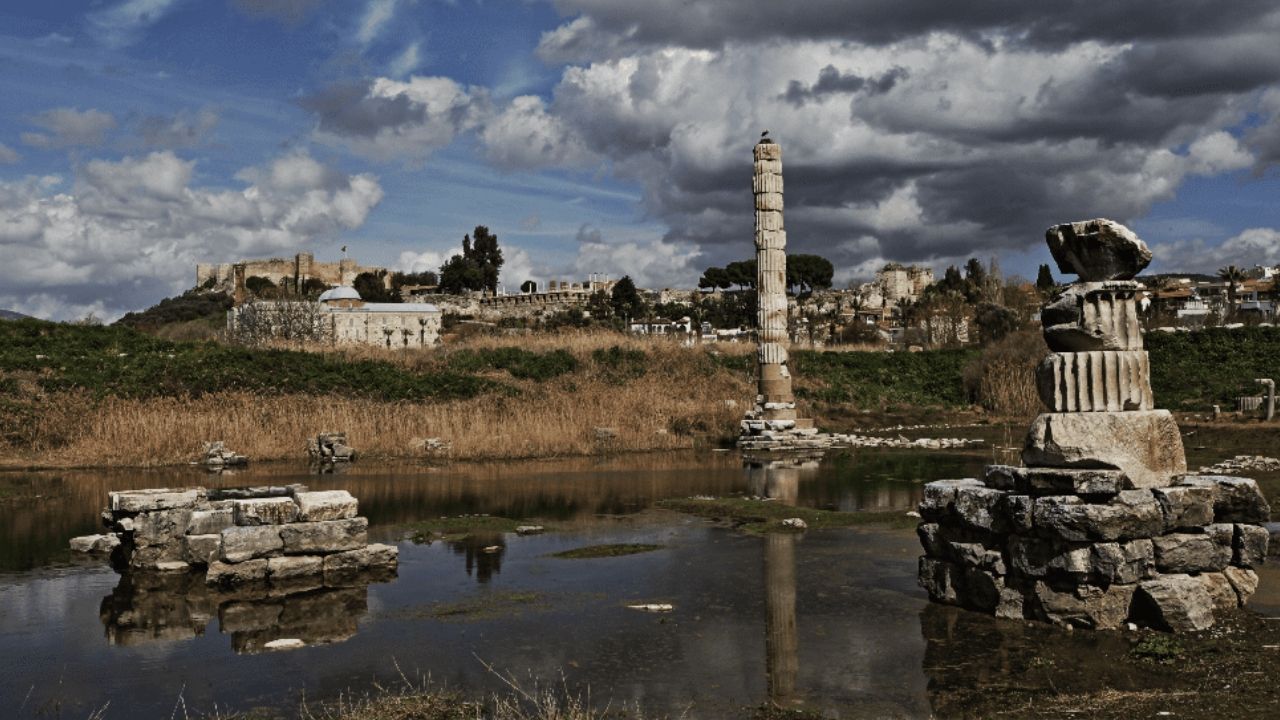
0,151 -> 383,320
572,236 -> 703,289
388,41 -> 422,78
480,95 -> 598,170
0,143 -> 18,164
22,108 -> 117,149
357,0 -> 398,45
396,246 -> 458,274
303,76 -> 489,164
87,0 -> 185,49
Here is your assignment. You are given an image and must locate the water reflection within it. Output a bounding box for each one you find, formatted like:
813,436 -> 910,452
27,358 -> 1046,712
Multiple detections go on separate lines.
447,534 -> 506,583
2,450 -> 984,573
99,569 -> 393,654
764,532 -> 798,703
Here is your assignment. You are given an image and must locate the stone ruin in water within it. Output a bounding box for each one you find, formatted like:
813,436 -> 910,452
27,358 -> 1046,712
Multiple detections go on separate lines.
72,485 -> 397,651
917,219 -> 1271,631
77,484 -> 396,581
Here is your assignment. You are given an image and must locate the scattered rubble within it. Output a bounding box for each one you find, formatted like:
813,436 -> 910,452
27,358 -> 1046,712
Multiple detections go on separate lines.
199,441 -> 247,468
307,432 -> 355,463
1198,455 -> 1280,475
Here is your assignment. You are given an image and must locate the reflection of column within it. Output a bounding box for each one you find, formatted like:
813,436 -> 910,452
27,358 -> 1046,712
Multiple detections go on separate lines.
748,464 -> 801,505
764,532 -> 798,702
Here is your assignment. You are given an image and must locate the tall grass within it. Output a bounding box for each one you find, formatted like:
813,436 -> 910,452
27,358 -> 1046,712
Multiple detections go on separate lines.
961,330 -> 1046,419
4,333 -> 750,467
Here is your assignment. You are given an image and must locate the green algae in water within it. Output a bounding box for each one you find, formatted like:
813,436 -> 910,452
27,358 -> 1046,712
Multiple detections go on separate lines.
550,544 -> 664,559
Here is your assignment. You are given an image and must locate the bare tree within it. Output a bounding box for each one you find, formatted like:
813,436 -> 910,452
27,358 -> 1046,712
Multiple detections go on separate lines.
230,301 -> 334,347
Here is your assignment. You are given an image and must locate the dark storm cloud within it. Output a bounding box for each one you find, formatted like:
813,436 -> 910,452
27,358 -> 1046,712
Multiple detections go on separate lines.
783,66 -> 907,107
298,80 -> 427,138
548,0 -> 1280,52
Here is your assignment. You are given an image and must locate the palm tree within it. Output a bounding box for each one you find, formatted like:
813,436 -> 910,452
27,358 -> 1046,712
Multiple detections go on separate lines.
1218,265 -> 1245,317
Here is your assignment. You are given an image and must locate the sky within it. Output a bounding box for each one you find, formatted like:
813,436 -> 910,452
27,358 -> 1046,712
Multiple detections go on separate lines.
2,0 -> 1279,321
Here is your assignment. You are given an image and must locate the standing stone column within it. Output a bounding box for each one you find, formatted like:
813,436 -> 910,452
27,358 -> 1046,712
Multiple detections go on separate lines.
754,138 -> 794,423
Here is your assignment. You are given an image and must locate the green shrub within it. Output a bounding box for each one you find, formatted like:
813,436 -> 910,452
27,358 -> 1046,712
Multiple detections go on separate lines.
1146,326 -> 1280,410
445,347 -> 578,381
591,346 -> 647,380
0,319 -> 491,401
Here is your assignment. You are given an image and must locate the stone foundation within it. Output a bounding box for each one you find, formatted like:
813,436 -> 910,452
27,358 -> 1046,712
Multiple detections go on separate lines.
74,484 -> 396,588
918,472 -> 1269,631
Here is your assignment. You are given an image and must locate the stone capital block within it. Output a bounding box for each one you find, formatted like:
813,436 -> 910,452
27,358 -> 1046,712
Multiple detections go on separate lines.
1036,351 -> 1153,412
294,491 -> 358,522
221,525 -> 284,563
1041,283 -> 1143,352
1023,411 -> 1186,488
1045,218 -> 1151,281
280,518 -> 368,555
233,497 -> 299,526
110,488 -> 203,514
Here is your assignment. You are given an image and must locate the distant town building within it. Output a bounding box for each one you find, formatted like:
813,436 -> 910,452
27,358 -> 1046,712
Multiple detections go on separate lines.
228,285 -> 441,349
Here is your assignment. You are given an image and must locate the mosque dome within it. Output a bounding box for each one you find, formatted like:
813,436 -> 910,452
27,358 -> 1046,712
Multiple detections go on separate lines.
318,285 -> 361,302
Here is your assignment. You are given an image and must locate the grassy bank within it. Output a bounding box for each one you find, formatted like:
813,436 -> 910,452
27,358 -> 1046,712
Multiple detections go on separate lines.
0,321 -> 746,467
5,320 -> 1277,467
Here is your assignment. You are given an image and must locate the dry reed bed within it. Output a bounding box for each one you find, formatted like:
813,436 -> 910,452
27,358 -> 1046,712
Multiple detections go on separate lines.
17,337 -> 754,467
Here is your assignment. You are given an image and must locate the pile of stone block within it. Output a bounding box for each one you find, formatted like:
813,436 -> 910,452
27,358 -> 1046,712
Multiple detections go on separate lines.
308,431 -> 355,463
73,484 -> 397,591
200,440 -> 247,468
917,219 -> 1271,632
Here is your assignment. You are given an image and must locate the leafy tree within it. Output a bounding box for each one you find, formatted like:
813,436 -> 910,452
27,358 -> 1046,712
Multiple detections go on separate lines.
301,278 -> 329,297
974,302 -> 1021,345
787,254 -> 834,294
964,258 -> 987,288
520,280 -> 538,294
392,270 -> 439,290
244,276 -> 277,298
725,259 -> 758,289
698,266 -> 731,290
610,275 -> 647,320
438,254 -> 484,294
465,226 -> 503,294
1035,264 -> 1056,292
354,271 -> 397,302
586,289 -> 613,320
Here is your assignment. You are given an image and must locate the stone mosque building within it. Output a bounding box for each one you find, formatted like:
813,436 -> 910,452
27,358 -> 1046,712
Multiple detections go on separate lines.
228,285 -> 441,349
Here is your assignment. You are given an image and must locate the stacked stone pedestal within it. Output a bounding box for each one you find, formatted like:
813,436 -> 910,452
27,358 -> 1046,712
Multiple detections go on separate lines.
917,218 -> 1272,632
919,472 -> 1270,631
80,484 -> 397,590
